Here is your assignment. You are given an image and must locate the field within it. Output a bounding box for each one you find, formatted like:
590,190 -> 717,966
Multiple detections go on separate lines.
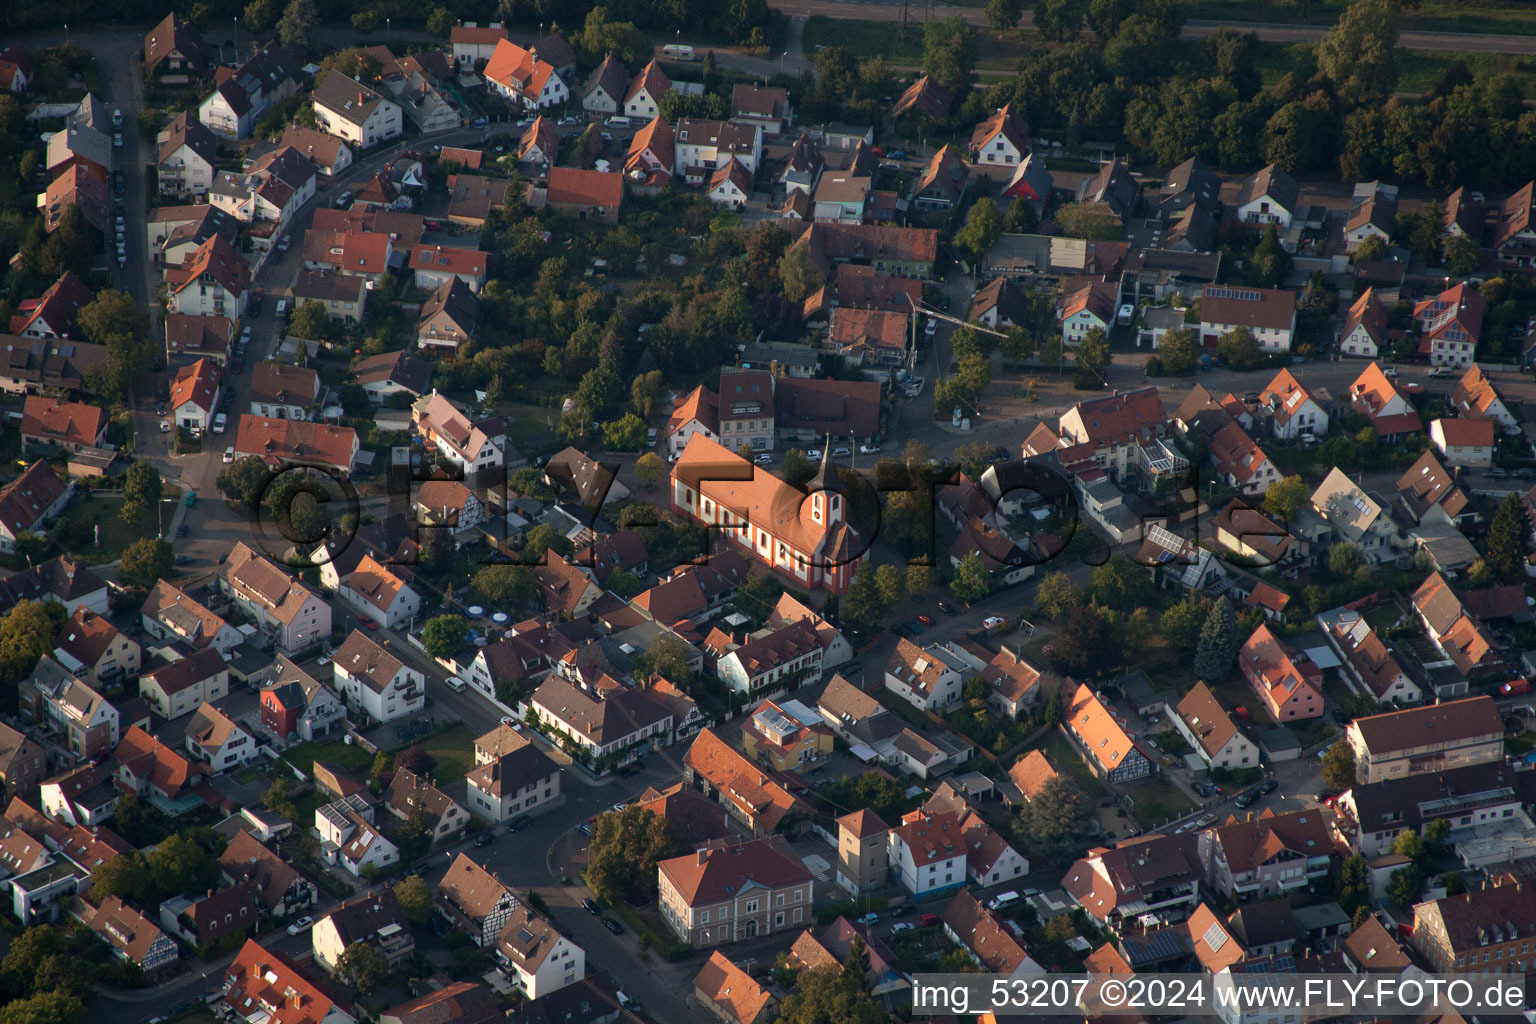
1254,41 -> 1536,98
281,738 -> 375,777
1182,0 -> 1536,35
802,17 -> 1027,75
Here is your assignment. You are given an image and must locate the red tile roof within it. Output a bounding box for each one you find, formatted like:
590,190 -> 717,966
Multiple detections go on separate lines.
21,395 -> 104,448
170,358 -> 220,415
546,167 -> 624,209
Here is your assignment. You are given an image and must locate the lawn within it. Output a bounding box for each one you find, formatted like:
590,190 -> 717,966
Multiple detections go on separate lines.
1183,0 -> 1536,35
281,738 -> 375,778
1254,41 -> 1536,98
406,724 -> 478,786
802,17 -> 1026,72
1039,731 -> 1107,798
50,490 -> 183,564
1120,778 -> 1197,829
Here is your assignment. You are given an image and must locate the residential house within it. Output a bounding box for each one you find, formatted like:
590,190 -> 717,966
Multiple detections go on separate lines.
891,75 -> 952,122
0,460 -> 71,553
969,104 -> 1029,167
38,165 -> 109,235
437,853 -> 518,947
694,951 -> 773,1024
483,39 -> 569,109
543,167 -> 623,224
165,234 -> 249,319
713,621 -> 823,698
339,553 -> 420,629
730,84 -> 791,137
1008,750 -> 1061,806
530,677 -> 672,765
162,881 -> 259,948
1412,873 -> 1536,973
196,43 -> 301,139
1429,417 -> 1495,468
656,838 -> 813,946
738,698 -> 833,771
1323,609 -> 1422,706
499,903 -> 586,998
625,116 -> 676,188
141,582 -> 242,655
21,395 -> 105,453
767,593 -> 853,670
1170,682 -> 1258,771
980,647 -> 1044,719
0,723 -> 44,804
1416,283 -> 1485,369
183,702 -> 255,773
113,726 -> 202,811
10,271 -> 93,340
623,60 -> 669,120
0,44 -> 31,94
1200,808 -> 1334,900
1411,573 -> 1507,682
939,891 -> 1043,980
1000,154 -> 1053,212
1396,451 -> 1475,529
676,119 -> 763,177
533,555 -> 603,619
233,415 -> 358,475
1259,368 -> 1328,440
683,728 -> 809,835
312,891 -> 415,973
969,277 -> 1031,330
833,809 -> 889,895
352,351 -> 431,405
222,939 -> 351,1024
1451,364 -> 1518,432
1199,286 -> 1297,353
380,983 -> 501,1024
223,542 -> 331,654
1339,761 -> 1535,857
1059,282 -> 1116,346
1239,624 -> 1324,722
74,895 -> 179,973
1076,158 -> 1138,225
259,656 -> 346,743
1345,182 -> 1398,252
143,13 -> 209,77
293,270 -> 367,324
311,74 -> 402,147
39,761 -> 118,825
164,314 -> 233,368
1062,832 -> 1204,930
417,277 -> 479,351
279,125 -> 353,177
332,630 -> 424,724
911,145 -> 969,211
1310,468 -> 1400,562
1346,695 -> 1503,783
1054,386 -> 1170,486
23,662 -> 119,760
410,244 -> 489,294
1339,288 -> 1389,359
451,22 -> 508,69
316,798 -> 398,877
883,638 -> 964,711
582,56 -> 628,115
1065,682 -> 1152,783
828,307 -> 907,370
518,115 -> 559,171
169,358 -> 220,433
1494,180 -> 1536,268
465,745 -> 562,823
446,173 -> 511,228
385,767 -> 470,844
156,112 -> 217,196
1235,165 -> 1300,227
671,434 -> 867,595
779,133 -> 823,198
219,830 -> 315,919
139,649 -> 229,721
708,159 -> 753,208
1208,419 -> 1280,496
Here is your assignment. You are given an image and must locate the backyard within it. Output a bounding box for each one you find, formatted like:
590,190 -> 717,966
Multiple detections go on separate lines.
50,489 -> 184,564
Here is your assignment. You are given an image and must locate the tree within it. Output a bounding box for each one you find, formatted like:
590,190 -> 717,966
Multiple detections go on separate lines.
118,538 -> 175,590
780,448 -> 814,488
1263,475 -> 1309,522
954,197 -> 1002,268
1321,740 -> 1357,790
1014,775 -> 1097,862
218,456 -> 271,512
840,569 -> 883,632
1386,864 -> 1425,906
1216,326 -> 1262,368
1390,828 -> 1425,863
334,941 -> 389,996
1089,555 -> 1150,612
1251,224 -> 1292,288
426,6 -> 455,37
1053,203 -> 1121,240
985,0 -> 1023,33
421,614 -> 469,658
875,563 -> 904,606
243,0 -> 277,31
922,18 -> 978,97
950,552 -> 994,603
1318,0 -> 1399,106
277,0 -> 319,52
585,806 -> 676,905
1158,328 -> 1198,375
1034,571 -> 1081,619
844,934 -> 872,988
1192,596 -> 1238,681
79,289 -> 153,398
601,412 -> 647,451
0,990 -> 85,1024
1486,492 -> 1532,578
633,633 -> 695,686
0,599 -> 64,685
630,370 -> 665,418
1327,541 -> 1365,577
778,244 -> 823,305
289,301 -> 331,342
634,452 -> 666,486
774,965 -> 885,1024
471,565 -> 535,609
262,776 -> 299,820
1354,235 -> 1389,262
1052,604 -> 1111,674
1075,326 -> 1112,384
120,461 -> 162,525
146,834 -> 221,901
1033,0 -> 1086,42
1444,234 -> 1480,275
392,875 -> 434,924
605,569 -> 642,597
1160,597 -> 1206,653
906,563 -> 932,595
90,851 -> 151,906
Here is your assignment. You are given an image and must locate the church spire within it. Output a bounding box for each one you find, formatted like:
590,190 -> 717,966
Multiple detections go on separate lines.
807,432 -> 840,494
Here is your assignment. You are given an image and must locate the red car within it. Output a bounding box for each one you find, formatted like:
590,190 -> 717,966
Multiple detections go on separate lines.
916,613 -> 933,626
358,616 -> 378,631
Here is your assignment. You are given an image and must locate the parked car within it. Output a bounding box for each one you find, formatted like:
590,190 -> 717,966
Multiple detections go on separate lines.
582,898 -> 601,915
806,448 -> 823,460
1258,779 -> 1278,795
603,918 -> 623,935
287,916 -> 313,935
1234,792 -> 1257,809
858,443 -> 881,454
507,815 -> 533,832
223,446 -> 235,463
754,452 -> 773,464
358,616 -> 378,631
159,419 -> 170,432
916,613 -> 933,626
936,598 -> 956,615
113,132 -> 123,148
856,912 -> 878,925
473,832 -> 494,847
212,412 -> 227,433
891,922 -> 915,933
832,446 -> 851,457
174,554 -> 193,565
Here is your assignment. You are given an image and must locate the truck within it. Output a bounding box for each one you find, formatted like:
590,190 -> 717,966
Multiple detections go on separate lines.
1501,678 -> 1532,696
662,43 -> 695,60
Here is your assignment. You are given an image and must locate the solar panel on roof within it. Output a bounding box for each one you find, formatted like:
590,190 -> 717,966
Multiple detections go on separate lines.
1203,921 -> 1229,951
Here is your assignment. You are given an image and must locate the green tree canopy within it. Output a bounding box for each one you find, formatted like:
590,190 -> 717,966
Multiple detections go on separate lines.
1317,0 -> 1399,107
1263,475 -> 1309,521
1192,596 -> 1238,681
1014,775 -> 1098,862
118,538 -> 175,590
1321,740 -> 1358,791
334,941 -> 389,995
954,197 -> 1003,268
585,805 -> 676,905
1158,327 -> 1198,375
420,615 -> 469,658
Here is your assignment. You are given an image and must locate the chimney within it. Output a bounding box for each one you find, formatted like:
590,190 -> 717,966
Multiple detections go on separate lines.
697,848 -> 707,865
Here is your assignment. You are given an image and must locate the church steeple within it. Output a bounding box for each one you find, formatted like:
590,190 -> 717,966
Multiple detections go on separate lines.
807,433 -> 844,527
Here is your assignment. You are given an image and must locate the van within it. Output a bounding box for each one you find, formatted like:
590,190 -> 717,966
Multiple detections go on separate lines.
988,891 -> 1021,912
919,913 -> 941,928
446,676 -> 467,692
646,427 -> 657,447
275,299 -> 288,319
605,115 -> 632,128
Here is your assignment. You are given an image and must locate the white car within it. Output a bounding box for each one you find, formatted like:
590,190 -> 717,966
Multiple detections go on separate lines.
159,419 -> 170,432
212,413 -> 228,434
924,318 -> 937,337
891,922 -> 915,933
754,453 -> 773,464
832,446 -> 851,457
806,449 -> 823,460
286,915 -> 313,935
316,653 -> 332,667
1117,303 -> 1135,325
858,444 -> 880,454
223,446 -> 235,463
612,801 -> 629,812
